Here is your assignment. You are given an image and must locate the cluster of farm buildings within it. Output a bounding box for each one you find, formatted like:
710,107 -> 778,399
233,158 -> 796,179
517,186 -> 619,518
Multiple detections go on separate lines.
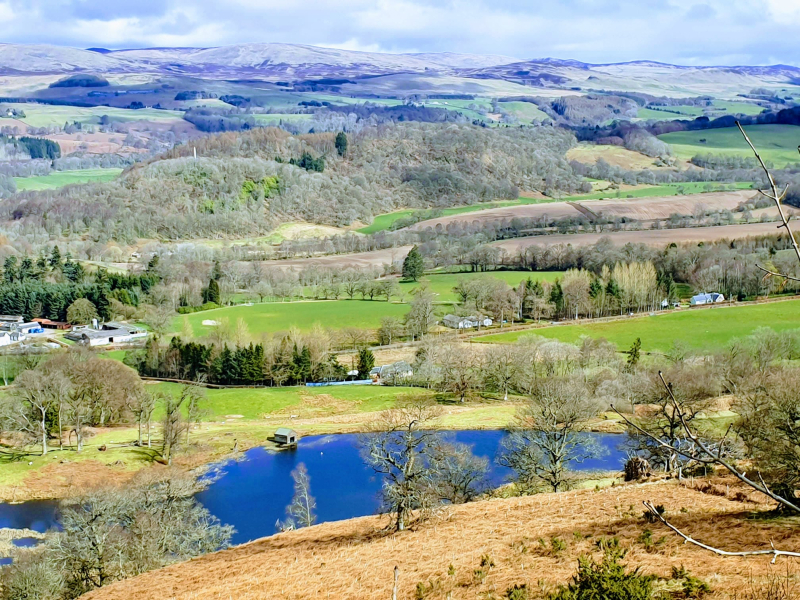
0,315 -> 147,348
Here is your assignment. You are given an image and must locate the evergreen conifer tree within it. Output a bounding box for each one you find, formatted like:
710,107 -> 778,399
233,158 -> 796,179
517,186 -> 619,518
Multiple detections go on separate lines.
402,246 -> 425,282
356,348 -> 375,379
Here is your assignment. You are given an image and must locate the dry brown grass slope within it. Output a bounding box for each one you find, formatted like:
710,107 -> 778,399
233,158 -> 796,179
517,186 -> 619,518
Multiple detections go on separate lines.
82,479 -> 800,600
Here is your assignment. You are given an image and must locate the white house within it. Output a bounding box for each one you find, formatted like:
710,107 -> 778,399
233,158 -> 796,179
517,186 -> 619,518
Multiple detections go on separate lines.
442,314 -> 493,329
690,292 -> 725,306
0,330 -> 20,346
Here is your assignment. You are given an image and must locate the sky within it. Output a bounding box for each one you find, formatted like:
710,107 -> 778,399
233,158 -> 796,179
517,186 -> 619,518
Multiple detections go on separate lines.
0,0 -> 798,65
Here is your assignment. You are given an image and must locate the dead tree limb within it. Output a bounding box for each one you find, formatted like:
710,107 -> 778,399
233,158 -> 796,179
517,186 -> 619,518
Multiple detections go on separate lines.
643,501 -> 800,563
611,371 -> 800,513
736,121 -> 800,280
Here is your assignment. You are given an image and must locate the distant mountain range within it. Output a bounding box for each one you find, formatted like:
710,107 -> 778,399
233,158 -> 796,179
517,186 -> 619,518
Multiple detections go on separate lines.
1,42 -> 799,96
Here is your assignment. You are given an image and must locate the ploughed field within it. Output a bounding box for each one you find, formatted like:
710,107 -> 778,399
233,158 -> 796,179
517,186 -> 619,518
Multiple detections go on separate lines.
492,221 -> 787,253
406,190 -> 754,231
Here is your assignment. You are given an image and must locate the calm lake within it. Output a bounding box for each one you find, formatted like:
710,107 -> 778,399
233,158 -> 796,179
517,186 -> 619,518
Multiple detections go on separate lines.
0,430 -> 628,547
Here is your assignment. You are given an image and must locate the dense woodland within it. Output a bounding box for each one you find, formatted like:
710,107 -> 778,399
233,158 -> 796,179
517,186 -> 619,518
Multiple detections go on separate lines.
0,123 -> 579,242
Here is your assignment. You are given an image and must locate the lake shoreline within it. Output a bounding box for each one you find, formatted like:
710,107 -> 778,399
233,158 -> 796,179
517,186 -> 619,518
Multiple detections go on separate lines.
0,408 -> 627,504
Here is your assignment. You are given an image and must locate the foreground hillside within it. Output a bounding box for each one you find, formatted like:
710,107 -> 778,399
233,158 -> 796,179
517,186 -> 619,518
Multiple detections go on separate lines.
82,480 -> 799,600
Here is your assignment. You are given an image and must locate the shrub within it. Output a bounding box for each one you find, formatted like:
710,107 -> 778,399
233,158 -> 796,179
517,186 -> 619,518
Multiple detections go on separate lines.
507,583 -> 530,600
548,540 -> 654,600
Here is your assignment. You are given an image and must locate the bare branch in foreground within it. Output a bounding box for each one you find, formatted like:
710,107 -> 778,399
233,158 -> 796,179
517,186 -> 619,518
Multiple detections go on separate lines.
756,264 -> 800,283
736,121 -> 800,278
643,501 -> 800,563
611,372 -> 800,513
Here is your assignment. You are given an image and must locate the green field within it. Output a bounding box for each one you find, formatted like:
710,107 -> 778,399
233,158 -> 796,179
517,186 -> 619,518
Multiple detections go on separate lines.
150,382 -> 427,420
659,124 -> 800,167
1,103 -> 184,127
178,300 -> 411,337
358,182 -> 753,234
14,168 -> 122,191
476,299 -> 800,352
498,101 -> 549,122
401,271 -> 564,303
637,101 -> 765,122
564,181 -> 753,201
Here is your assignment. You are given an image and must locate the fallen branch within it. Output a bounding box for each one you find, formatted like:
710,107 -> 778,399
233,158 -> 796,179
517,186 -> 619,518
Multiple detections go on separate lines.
643,501 -> 800,563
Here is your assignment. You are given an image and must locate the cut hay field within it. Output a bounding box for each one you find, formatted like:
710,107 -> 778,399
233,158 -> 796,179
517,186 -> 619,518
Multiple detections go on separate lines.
476,298 -> 800,351
567,143 -> 676,169
493,221 -> 786,253
659,124 -> 800,167
177,299 -> 410,337
0,102 -> 184,127
82,479 -> 795,600
399,271 -> 564,302
14,168 -> 122,191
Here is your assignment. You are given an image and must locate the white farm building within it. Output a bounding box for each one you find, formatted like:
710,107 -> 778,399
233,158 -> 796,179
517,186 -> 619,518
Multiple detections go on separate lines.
65,322 -> 148,346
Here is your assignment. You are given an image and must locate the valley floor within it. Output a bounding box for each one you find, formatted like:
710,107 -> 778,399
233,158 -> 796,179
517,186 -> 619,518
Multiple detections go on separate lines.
80,478 -> 799,600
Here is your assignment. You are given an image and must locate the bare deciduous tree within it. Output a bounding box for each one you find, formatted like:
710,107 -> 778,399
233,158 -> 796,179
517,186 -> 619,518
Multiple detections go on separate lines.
360,402 -> 443,531
280,463 -> 317,530
430,441 -> 489,504
499,377 -> 603,492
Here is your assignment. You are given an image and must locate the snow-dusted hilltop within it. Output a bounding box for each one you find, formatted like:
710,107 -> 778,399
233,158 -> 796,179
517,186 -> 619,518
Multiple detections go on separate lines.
0,41 -> 798,95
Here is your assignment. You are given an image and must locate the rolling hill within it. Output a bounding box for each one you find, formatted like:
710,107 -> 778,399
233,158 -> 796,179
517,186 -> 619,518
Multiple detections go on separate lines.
80,480 -> 794,600
0,43 -> 798,97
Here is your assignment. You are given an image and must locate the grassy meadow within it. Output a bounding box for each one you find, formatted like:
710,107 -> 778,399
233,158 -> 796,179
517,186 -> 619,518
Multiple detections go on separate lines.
659,124 -> 800,167
14,168 -> 122,191
636,100 -> 765,121
476,298 -> 800,352
148,382 -> 429,420
1,103 -> 184,127
497,101 -> 549,121
400,271 -> 565,303
177,299 -> 410,337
